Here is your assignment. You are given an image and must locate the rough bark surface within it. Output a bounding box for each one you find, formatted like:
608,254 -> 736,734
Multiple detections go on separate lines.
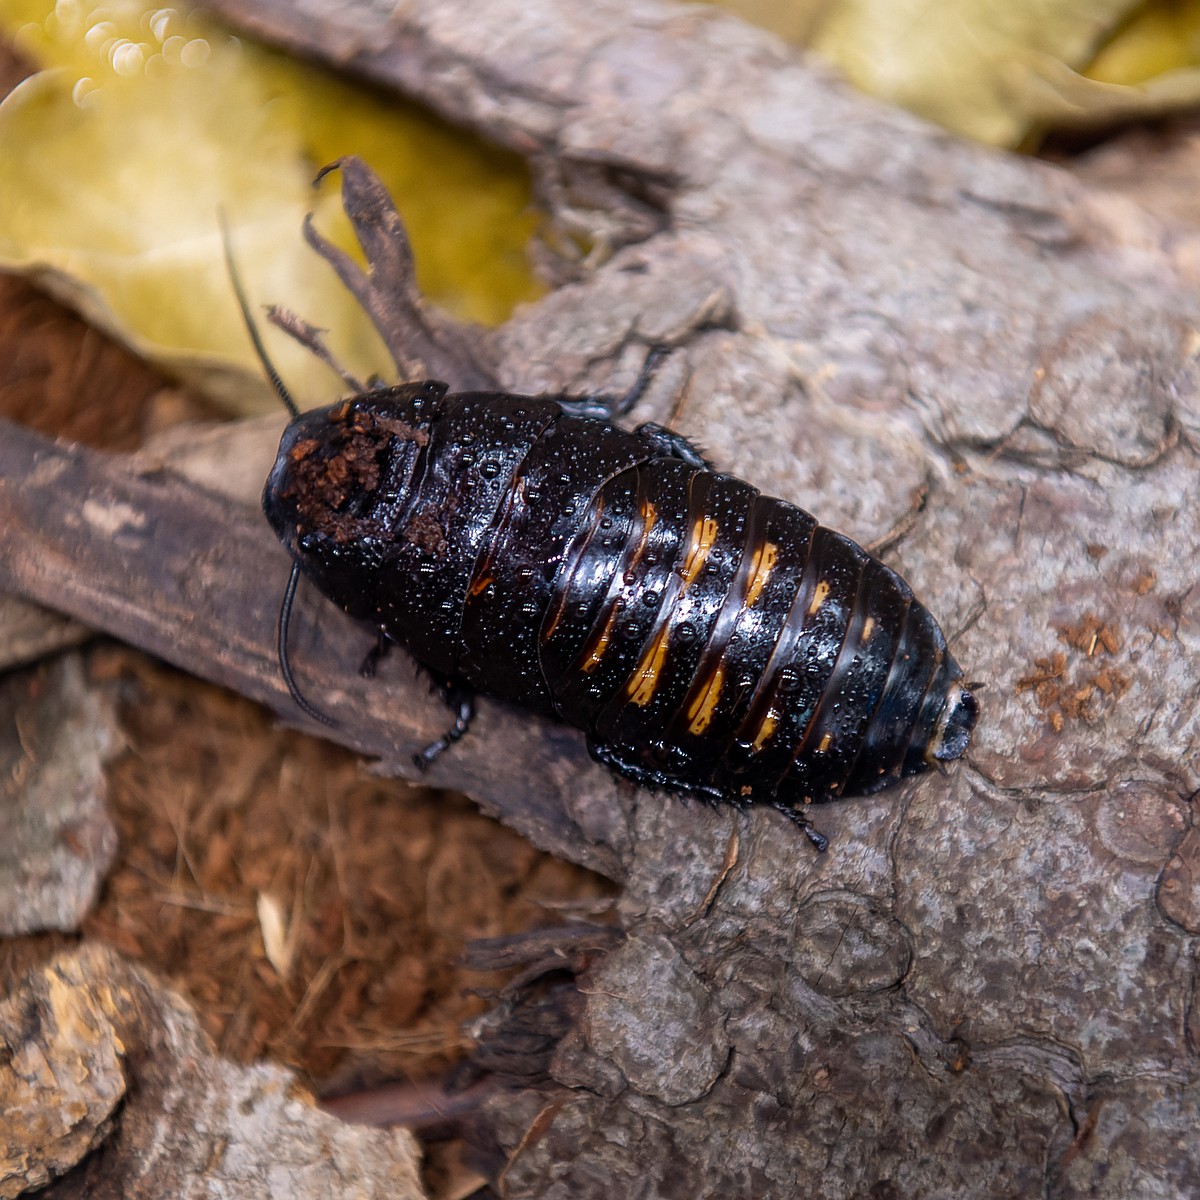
0,596 -> 88,672
0,656 -> 119,936
4,0 -> 1200,1194
0,945 -> 426,1199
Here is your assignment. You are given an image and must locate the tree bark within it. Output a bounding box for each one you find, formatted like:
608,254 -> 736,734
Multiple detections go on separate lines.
6,0 -> 1200,1194
0,945 -> 425,1200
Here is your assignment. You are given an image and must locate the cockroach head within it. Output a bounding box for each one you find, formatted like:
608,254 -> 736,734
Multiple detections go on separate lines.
263,394 -> 430,611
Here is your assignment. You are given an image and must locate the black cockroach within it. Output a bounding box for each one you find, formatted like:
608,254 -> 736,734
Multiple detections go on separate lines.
227,243 -> 977,852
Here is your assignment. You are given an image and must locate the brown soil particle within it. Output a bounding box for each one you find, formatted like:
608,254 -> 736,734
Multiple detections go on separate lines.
1015,613 -> 1130,733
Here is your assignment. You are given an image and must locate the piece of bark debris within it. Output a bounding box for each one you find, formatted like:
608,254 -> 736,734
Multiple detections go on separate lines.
0,655 -> 119,936
1016,614 -> 1131,732
1,943 -> 428,1200
0,595 -> 89,674
0,947 -> 126,1198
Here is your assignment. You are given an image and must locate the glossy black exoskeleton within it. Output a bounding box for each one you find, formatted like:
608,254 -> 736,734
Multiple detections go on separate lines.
223,203 -> 976,852
260,371 -> 977,850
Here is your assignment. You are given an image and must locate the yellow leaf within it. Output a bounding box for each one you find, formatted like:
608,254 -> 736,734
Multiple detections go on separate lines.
1085,1 -> 1200,84
808,0 -> 1139,145
0,0 -> 542,412
714,0 -> 1200,148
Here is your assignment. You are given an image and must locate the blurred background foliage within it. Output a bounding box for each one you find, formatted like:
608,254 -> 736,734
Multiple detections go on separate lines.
1,0 -> 1199,412
0,0 -> 543,411
725,0 -> 1200,148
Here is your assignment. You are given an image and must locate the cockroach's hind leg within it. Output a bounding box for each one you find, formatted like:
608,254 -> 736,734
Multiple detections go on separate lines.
614,344 -> 673,417
413,680 -> 477,771
585,737 -> 661,789
360,628 -> 393,679
556,344 -> 674,421
772,802 -> 829,853
588,739 -> 736,813
631,421 -> 712,468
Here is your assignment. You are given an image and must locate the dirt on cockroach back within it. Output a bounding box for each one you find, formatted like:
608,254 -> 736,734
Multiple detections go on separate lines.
281,402 -> 430,544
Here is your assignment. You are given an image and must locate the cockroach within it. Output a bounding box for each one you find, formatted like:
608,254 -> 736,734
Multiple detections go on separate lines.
227,242 -> 977,853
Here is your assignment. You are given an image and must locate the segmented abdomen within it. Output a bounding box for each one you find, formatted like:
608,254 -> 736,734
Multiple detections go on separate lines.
538,459 -> 961,806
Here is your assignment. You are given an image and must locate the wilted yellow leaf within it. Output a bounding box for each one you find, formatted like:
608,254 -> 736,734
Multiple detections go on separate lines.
1085,1 -> 1200,84
715,0 -> 1200,148
0,0 -> 542,412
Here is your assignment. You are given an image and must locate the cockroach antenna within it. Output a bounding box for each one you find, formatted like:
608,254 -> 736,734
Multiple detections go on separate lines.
275,561 -> 337,728
218,209 -> 300,418
219,211 -> 336,728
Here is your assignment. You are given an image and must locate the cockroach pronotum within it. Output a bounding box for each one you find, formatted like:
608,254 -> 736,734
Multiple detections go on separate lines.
226,231 -> 977,853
